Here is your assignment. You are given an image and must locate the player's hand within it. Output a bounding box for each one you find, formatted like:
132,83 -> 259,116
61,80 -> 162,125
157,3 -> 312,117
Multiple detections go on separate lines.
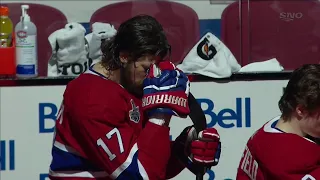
187,127 -> 221,166
142,61 -> 190,118
173,126 -> 221,174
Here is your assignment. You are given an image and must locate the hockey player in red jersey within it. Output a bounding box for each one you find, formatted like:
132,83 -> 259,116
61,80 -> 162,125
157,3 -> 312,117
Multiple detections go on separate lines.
237,64 -> 320,180
48,15 -> 221,180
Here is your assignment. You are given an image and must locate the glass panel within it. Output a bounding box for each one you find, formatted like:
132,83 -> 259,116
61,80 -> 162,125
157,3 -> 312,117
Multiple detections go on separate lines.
246,0 -> 320,70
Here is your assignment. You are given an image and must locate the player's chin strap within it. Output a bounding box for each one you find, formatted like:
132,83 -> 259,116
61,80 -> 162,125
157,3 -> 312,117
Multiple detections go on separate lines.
188,93 -> 207,180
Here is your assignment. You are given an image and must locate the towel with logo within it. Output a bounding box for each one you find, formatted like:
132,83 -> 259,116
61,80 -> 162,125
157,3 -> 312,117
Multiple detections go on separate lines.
48,22 -> 89,76
177,32 -> 241,78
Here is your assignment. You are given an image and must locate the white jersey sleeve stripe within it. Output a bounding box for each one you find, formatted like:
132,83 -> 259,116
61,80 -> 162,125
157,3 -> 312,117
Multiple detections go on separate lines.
110,143 -> 149,180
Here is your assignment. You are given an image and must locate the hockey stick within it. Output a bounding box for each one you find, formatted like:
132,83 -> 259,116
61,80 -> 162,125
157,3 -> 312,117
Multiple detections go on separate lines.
188,93 -> 207,180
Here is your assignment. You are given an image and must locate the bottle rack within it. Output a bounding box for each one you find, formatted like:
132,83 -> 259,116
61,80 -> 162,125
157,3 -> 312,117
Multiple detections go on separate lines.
0,33 -> 16,75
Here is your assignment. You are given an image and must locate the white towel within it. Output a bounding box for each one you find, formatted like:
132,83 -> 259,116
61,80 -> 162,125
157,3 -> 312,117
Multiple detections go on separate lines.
85,22 -> 117,64
47,22 -> 90,77
177,32 -> 241,78
47,29 -> 67,77
239,58 -> 284,72
64,22 -> 86,32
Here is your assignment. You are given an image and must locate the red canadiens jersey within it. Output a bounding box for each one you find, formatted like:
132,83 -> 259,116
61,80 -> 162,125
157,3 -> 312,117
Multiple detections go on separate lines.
237,116 -> 320,180
48,69 -> 181,180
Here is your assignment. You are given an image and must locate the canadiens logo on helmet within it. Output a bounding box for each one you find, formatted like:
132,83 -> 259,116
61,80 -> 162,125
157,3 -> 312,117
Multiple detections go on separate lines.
129,99 -> 140,123
196,35 -> 217,60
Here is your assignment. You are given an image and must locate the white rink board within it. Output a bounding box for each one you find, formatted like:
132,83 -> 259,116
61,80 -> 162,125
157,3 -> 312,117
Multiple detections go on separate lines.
0,80 -> 288,180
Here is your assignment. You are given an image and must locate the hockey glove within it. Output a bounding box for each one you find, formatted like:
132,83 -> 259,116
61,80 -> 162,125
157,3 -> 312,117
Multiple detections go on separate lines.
142,61 -> 190,117
173,126 -> 221,174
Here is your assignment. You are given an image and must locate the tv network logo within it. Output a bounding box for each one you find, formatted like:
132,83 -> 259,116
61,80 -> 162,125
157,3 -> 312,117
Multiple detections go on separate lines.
198,97 -> 251,128
0,140 -> 15,171
39,103 -> 58,133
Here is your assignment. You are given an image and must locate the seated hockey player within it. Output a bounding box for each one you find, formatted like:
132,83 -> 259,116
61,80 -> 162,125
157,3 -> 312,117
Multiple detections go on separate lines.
48,15 -> 221,180
237,64 -> 320,180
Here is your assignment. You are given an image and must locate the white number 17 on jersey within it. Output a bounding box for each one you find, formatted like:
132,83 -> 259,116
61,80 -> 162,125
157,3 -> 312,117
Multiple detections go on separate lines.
97,128 -> 124,161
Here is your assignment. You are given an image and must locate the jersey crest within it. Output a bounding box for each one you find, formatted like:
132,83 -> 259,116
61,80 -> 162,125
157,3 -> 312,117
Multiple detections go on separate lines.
129,99 -> 140,123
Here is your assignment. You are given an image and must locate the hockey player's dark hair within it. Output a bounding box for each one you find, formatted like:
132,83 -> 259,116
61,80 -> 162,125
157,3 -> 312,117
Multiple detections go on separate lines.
101,14 -> 170,71
279,64 -> 320,121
